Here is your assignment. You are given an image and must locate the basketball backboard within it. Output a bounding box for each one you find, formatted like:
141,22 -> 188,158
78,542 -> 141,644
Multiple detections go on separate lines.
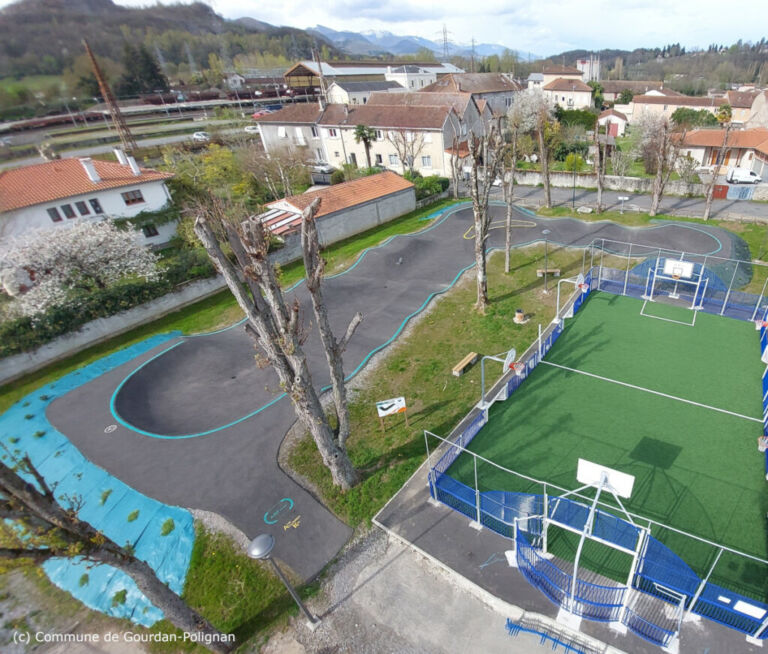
662,258 -> 695,280
577,459 -> 635,498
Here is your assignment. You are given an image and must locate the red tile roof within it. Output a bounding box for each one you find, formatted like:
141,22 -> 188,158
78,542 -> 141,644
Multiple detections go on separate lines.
420,73 -> 521,94
264,171 -> 414,235
726,89 -> 760,109
599,108 -> 628,122
681,127 -> 768,150
254,103 -> 324,124
543,78 -> 592,92
542,65 -> 582,76
0,158 -> 173,213
318,103 -> 451,129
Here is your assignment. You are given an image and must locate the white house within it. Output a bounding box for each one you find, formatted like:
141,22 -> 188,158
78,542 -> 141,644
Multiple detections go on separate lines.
384,65 -> 437,90
541,65 -> 584,86
420,73 -> 523,116
542,77 -> 593,109
678,128 -> 768,174
0,154 -> 175,249
598,109 -> 628,137
326,80 -> 404,105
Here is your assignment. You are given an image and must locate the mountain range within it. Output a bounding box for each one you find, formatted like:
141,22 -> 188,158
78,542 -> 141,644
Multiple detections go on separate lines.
309,24 -> 538,60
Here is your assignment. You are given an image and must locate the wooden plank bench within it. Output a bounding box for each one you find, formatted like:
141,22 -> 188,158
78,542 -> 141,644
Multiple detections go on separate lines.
452,352 -> 478,377
536,268 -> 561,278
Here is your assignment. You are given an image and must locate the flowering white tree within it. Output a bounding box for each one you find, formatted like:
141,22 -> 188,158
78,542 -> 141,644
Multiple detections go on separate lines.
1,220 -> 158,316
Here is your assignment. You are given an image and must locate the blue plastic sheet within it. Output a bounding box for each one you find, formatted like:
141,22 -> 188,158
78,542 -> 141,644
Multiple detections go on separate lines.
0,332 -> 195,627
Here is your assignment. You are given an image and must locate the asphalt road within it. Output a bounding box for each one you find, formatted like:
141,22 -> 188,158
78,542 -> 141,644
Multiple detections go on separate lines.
46,204 -> 747,581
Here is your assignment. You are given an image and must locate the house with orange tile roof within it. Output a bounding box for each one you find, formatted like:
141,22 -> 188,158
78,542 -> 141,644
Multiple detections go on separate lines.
542,77 -> 593,109
259,171 -> 416,261
0,154 -> 175,248
678,128 -> 768,174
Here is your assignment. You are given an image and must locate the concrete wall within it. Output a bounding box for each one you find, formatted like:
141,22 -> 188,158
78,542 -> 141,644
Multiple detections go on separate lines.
270,188 -> 417,265
0,276 -> 226,386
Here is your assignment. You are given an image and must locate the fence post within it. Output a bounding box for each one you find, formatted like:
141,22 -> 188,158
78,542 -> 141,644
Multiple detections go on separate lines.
538,323 -> 542,359
596,239 -> 605,290
424,431 -> 439,501
472,454 -> 482,530
684,547 -> 723,621
720,262 -> 741,316
542,483 -> 549,555
622,242 -> 633,296
751,276 -> 768,322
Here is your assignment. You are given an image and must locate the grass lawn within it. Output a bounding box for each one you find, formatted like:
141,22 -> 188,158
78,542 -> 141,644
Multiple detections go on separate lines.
447,292 -> 768,597
288,245 -> 631,527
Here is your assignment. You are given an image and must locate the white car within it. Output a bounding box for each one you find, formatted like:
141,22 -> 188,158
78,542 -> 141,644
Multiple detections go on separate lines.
726,167 -> 762,184
192,131 -> 210,142
244,125 -> 260,134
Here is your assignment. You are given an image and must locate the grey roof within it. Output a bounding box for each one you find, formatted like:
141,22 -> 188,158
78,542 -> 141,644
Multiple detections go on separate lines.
389,65 -> 427,74
527,73 -> 544,82
331,80 -> 403,92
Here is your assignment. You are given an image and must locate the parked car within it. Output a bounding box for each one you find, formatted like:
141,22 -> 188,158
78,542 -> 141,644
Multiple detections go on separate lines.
251,109 -> 272,119
312,163 -> 335,174
192,131 -> 210,142
244,125 -> 260,134
726,167 -> 762,184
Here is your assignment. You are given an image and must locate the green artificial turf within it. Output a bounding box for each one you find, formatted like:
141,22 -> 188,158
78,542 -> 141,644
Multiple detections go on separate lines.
447,292 -> 768,598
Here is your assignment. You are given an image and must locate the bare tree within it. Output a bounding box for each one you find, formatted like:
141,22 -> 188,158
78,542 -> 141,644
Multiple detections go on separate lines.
638,115 -> 687,217
610,148 -> 633,178
594,125 -> 609,213
386,128 -> 425,175
703,104 -> 734,220
467,121 -> 505,312
529,90 -> 557,208
241,145 -> 310,199
301,200 -> 362,458
194,199 -> 358,489
502,94 -> 537,272
0,455 -> 233,654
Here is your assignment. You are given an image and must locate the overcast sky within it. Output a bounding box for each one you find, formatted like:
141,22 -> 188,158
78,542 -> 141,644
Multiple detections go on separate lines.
4,0 -> 768,56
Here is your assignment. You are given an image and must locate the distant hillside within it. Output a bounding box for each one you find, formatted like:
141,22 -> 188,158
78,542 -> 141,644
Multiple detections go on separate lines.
0,0 -> 339,79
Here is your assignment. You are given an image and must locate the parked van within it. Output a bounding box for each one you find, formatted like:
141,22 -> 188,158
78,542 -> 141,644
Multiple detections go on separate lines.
726,167 -> 762,184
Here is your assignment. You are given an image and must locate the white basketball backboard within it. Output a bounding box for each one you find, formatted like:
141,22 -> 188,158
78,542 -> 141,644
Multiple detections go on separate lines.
577,459 -> 635,498
503,348 -> 517,370
662,258 -> 695,280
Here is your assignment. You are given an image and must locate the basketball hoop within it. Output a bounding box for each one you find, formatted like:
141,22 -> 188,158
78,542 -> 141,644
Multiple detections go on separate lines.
756,320 -> 768,331
578,282 -> 589,294
758,436 -> 768,452
511,361 -> 526,376
672,274 -> 681,281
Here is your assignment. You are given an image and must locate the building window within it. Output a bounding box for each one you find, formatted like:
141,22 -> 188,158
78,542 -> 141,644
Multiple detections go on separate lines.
277,126 -> 287,138
89,198 -> 104,214
327,128 -> 338,138
316,148 -> 323,161
142,224 -> 159,238
389,154 -> 399,165
376,129 -> 383,140
75,201 -> 90,216
506,97 -> 512,107
410,80 -> 414,87
311,126 -> 319,138
61,204 -> 76,219
421,155 -> 432,168
121,190 -> 145,206
47,207 -> 62,222
334,151 -> 340,158
375,154 -> 383,165
420,79 -> 424,87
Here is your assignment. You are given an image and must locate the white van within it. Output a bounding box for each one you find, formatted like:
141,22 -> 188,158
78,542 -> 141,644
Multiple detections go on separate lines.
726,167 -> 762,184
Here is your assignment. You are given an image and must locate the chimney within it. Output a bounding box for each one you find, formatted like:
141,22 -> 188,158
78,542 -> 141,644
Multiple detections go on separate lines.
126,155 -> 141,177
79,158 -> 100,183
113,148 -> 128,165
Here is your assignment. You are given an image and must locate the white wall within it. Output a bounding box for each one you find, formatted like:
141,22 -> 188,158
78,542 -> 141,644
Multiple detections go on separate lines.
258,123 -> 325,162
0,180 -> 175,248
385,69 -> 436,90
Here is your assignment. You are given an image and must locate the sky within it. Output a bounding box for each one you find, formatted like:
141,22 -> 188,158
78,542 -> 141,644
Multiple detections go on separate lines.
4,0 -> 768,56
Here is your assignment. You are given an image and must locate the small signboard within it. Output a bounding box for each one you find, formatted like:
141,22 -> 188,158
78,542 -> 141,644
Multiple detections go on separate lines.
375,396 -> 408,430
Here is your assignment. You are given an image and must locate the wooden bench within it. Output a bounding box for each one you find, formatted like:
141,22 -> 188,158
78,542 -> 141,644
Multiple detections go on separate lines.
452,352 -> 478,377
536,268 -> 561,278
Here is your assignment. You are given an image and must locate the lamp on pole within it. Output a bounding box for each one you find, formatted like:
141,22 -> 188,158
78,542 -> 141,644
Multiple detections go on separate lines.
542,228 -> 552,294
247,535 -> 320,629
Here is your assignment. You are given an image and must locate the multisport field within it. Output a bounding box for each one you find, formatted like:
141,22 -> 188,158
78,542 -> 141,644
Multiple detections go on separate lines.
447,292 -> 768,597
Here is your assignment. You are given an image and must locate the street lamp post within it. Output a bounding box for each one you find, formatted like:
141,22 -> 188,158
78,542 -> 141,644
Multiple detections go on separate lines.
247,535 -> 320,629
542,228 -> 552,294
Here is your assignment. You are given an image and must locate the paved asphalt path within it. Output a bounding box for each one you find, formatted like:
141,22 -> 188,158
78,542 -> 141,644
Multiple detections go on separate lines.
46,203 -> 746,580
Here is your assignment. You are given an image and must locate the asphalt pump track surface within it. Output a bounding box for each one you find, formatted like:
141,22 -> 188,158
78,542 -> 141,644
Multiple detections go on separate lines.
46,203 -> 745,579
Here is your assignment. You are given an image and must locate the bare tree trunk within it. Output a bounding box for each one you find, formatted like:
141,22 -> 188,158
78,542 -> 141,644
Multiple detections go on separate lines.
595,131 -> 606,214
451,137 -> 461,200
301,200 -> 363,452
504,132 -> 518,274
194,209 -> 358,489
364,142 -> 371,168
649,121 -> 669,217
538,127 -> 552,209
703,124 -> 731,220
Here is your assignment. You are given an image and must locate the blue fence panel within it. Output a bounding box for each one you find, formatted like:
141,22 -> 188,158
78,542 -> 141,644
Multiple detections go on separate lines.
433,474 -> 476,521
517,530 -> 570,608
622,607 -> 675,647
635,536 -> 700,600
692,583 -> 768,636
505,618 -> 589,654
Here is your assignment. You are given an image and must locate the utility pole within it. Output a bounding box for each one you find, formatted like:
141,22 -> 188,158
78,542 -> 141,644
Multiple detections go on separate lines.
442,24 -> 450,60
471,38 -> 476,73
82,39 -> 136,152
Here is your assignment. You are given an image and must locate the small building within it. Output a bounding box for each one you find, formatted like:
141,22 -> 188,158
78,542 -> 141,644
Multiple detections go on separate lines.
284,60 -> 463,89
326,80 -> 404,105
255,103 -> 326,162
385,65 -> 437,90
678,128 -> 768,174
600,80 -> 676,103
259,171 -> 416,260
575,55 -> 600,83
598,109 -> 628,137
527,73 -> 544,90
541,65 -> 583,87
724,89 -> 761,124
542,77 -> 593,109
420,73 -> 522,115
620,94 -> 723,123
0,155 -> 175,249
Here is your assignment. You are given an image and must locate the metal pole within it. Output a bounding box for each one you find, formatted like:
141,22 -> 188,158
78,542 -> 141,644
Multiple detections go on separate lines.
424,430 -> 436,496
622,242 -> 633,296
569,476 -> 607,610
268,557 -> 319,625
720,261 -> 740,316
474,454 -> 482,528
538,323 -> 542,359
620,527 -> 648,624
544,236 -> 549,293
581,248 -> 587,277
572,170 -> 576,209
597,239 -> 605,290
542,483 -> 549,554
480,357 -> 486,405
751,276 -> 768,321
684,547 -> 723,621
